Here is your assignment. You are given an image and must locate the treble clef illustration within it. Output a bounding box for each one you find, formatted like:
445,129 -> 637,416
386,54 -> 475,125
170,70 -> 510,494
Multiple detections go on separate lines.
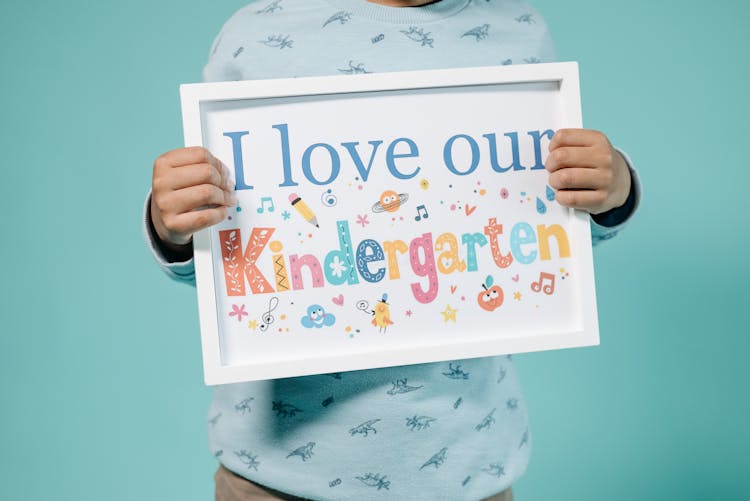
259,296 -> 280,332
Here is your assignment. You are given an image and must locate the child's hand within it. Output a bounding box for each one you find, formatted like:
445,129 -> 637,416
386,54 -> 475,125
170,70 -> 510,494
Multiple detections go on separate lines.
545,129 -> 631,215
150,147 -> 236,250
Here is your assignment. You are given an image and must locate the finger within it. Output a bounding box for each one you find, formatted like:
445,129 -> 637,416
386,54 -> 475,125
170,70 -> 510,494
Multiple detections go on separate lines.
548,167 -> 607,191
168,206 -> 229,235
155,147 -> 232,185
166,162 -> 231,192
545,146 -> 603,173
555,189 -> 607,212
549,129 -> 607,151
165,184 -> 237,215
155,146 -> 214,170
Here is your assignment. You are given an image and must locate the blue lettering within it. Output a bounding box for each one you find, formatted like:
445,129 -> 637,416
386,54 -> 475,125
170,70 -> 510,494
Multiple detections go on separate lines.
302,143 -> 341,185
510,222 -> 538,264
444,134 -> 480,175
272,123 -> 298,187
223,131 -> 253,190
386,138 -> 421,179
342,141 -> 383,182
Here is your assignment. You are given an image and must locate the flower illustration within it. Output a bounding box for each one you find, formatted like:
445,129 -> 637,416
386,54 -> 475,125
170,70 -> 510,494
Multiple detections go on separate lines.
420,179 -> 430,190
328,256 -> 348,278
229,304 -> 248,322
356,214 -> 370,228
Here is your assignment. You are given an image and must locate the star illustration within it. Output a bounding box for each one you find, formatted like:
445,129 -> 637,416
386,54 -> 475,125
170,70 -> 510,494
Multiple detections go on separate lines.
281,210 -> 291,221
405,310 -> 413,317
513,292 -> 522,301
248,319 -> 258,330
441,304 -> 458,323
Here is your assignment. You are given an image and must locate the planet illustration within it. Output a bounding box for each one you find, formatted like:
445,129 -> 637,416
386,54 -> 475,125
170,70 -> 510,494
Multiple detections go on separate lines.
372,190 -> 409,213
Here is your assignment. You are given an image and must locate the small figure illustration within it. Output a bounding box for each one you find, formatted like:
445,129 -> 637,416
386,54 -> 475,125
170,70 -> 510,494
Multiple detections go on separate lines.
400,26 -> 434,47
234,450 -> 261,471
462,24 -> 490,41
519,428 -> 529,449
371,294 -> 394,333
483,462 -> 506,478
287,442 -> 316,461
338,60 -> 369,74
442,363 -> 470,380
478,275 -> 504,311
497,366 -> 507,383
349,419 -> 381,437
234,397 -> 254,414
405,415 -> 436,431
272,400 -> 304,418
255,0 -> 283,14
420,447 -> 448,470
387,378 -> 423,395
258,34 -> 294,49
515,13 -> 536,24
356,473 -> 391,490
301,304 -> 336,329
371,190 -> 409,213
208,412 -> 222,427
323,10 -> 352,28
475,408 -> 497,431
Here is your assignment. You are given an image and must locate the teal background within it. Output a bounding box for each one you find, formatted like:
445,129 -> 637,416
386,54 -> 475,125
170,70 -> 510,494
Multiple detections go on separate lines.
0,0 -> 747,499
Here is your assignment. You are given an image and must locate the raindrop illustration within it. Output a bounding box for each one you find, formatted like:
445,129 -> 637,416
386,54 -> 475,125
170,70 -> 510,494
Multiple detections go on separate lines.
536,197 -> 547,214
546,185 -> 555,202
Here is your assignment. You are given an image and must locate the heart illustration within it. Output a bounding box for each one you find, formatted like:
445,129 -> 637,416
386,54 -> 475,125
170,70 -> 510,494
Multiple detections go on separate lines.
465,204 -> 477,216
332,294 -> 344,306
512,274 -> 520,282
450,285 -> 458,294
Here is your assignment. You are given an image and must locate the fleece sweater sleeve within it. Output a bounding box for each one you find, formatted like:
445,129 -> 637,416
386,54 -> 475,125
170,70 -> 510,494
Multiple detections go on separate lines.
142,191 -> 196,285
589,147 -> 641,245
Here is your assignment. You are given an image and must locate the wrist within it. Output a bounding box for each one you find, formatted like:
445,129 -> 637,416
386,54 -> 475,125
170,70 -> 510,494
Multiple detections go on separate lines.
148,201 -> 194,262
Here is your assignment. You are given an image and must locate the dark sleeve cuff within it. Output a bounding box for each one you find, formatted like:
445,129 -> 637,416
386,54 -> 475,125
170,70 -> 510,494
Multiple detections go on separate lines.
591,170 -> 637,228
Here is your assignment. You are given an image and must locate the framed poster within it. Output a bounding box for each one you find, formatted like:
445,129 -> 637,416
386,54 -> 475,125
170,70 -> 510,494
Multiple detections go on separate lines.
180,62 -> 597,385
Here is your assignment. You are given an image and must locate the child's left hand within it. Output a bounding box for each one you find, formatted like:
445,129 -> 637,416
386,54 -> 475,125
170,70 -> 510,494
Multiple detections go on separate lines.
545,129 -> 632,215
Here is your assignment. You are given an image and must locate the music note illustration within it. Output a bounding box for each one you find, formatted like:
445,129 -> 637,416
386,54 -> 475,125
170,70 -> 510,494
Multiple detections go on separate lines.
256,196 -> 275,214
530,272 -> 555,295
355,299 -> 371,315
259,296 -> 280,332
414,204 -> 429,221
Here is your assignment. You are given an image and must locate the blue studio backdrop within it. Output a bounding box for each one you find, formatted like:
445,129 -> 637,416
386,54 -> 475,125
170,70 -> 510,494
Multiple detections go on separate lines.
0,1 -> 748,500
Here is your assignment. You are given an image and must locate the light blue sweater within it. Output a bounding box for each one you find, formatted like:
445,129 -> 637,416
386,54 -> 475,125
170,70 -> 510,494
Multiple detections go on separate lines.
145,1 -> 640,499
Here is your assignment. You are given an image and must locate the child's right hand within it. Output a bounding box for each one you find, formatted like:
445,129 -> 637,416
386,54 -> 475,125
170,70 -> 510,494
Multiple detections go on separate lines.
150,146 -> 237,252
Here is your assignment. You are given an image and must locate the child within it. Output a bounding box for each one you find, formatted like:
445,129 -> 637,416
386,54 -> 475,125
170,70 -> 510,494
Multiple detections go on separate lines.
145,1 -> 639,499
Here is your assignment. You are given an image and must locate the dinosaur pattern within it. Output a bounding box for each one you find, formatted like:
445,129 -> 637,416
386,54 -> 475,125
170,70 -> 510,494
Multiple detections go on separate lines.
186,1 -> 565,497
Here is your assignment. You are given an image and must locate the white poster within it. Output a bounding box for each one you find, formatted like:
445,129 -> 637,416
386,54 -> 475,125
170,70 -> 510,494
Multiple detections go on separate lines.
181,62 -> 598,384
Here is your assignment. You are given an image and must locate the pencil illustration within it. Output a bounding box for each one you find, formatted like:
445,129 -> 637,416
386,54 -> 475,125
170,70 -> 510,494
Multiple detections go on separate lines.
288,193 -> 319,228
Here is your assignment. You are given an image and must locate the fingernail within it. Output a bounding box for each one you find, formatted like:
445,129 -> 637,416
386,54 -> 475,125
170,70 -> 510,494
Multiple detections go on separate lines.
225,177 -> 235,191
228,194 -> 239,206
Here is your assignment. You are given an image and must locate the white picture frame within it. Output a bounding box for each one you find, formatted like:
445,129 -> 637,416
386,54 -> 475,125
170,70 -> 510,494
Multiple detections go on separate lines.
181,62 -> 597,385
